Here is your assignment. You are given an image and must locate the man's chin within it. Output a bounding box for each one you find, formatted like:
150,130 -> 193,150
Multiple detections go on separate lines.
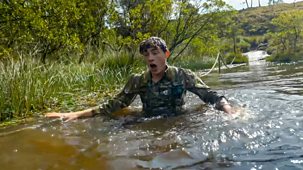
149,67 -> 158,73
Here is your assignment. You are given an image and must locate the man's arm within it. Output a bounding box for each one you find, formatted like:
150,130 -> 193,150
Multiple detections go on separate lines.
183,69 -> 234,114
45,75 -> 139,121
45,108 -> 95,121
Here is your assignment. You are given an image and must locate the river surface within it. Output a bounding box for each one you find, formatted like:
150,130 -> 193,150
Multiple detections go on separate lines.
1,61 -> 303,170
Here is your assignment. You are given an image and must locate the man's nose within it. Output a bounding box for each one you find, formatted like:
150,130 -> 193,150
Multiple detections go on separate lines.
146,54 -> 154,61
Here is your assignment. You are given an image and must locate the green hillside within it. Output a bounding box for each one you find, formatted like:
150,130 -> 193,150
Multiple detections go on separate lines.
238,1 -> 303,36
234,2 -> 303,62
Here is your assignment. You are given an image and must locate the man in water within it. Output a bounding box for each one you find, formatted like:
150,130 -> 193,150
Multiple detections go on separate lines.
46,37 -> 234,121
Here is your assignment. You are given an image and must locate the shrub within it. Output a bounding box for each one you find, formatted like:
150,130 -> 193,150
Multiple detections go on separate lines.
267,51 -> 303,63
225,52 -> 248,64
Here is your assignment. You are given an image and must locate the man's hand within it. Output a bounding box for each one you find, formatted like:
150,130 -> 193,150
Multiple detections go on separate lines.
216,97 -> 235,114
45,112 -> 79,121
222,104 -> 235,114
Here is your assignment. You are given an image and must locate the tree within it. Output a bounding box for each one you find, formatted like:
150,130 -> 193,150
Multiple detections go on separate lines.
76,0 -> 110,63
0,0 -> 234,64
106,0 -> 173,61
0,0 -> 110,63
166,0 -> 231,61
244,0 -> 249,8
268,0 -> 284,5
270,10 -> 303,53
106,0 -> 232,62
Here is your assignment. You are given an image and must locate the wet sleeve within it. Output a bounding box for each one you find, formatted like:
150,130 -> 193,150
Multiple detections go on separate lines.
91,75 -> 139,117
183,69 -> 228,110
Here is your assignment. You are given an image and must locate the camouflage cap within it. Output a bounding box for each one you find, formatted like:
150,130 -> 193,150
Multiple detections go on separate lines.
139,37 -> 168,54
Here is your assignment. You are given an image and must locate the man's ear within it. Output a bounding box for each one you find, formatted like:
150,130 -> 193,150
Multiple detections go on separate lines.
165,51 -> 171,58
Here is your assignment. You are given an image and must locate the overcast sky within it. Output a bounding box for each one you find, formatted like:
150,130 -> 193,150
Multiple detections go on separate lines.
224,0 -> 303,9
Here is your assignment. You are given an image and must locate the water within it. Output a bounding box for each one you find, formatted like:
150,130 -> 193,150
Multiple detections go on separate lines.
1,61 -> 303,170
243,50 -> 270,62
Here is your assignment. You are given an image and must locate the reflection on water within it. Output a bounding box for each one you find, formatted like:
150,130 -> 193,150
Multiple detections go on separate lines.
1,62 -> 303,170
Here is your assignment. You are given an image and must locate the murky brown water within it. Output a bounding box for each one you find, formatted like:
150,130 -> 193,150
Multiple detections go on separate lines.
1,61 -> 303,170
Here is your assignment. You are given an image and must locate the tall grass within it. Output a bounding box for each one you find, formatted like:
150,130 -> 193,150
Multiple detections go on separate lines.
0,54 -> 142,122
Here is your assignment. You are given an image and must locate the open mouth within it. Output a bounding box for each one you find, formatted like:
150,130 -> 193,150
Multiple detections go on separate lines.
150,64 -> 157,69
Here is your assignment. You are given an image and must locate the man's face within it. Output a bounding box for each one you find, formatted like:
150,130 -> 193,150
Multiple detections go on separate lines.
142,46 -> 167,76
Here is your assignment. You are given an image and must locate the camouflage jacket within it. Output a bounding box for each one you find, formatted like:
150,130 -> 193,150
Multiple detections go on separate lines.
91,65 -> 226,117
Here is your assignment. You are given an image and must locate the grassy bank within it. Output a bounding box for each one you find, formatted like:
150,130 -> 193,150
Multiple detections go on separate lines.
0,54 -> 145,126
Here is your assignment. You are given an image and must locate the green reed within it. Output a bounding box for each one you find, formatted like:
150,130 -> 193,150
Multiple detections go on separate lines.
0,55 -> 141,122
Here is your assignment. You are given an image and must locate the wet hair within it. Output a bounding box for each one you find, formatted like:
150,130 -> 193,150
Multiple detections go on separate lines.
139,37 -> 168,54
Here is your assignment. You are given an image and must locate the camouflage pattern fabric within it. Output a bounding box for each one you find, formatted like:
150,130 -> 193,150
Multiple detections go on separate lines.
91,65 -> 226,117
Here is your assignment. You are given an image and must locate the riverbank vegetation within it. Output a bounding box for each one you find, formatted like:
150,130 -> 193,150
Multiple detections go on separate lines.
0,55 -> 141,124
236,1 -> 303,62
0,0 -> 302,124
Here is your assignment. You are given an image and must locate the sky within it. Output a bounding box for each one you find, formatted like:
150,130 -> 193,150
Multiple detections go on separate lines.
224,0 -> 303,10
